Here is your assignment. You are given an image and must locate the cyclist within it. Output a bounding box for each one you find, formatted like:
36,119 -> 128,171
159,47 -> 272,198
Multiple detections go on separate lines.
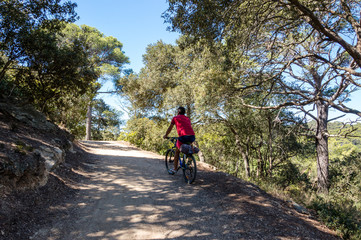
163,106 -> 195,174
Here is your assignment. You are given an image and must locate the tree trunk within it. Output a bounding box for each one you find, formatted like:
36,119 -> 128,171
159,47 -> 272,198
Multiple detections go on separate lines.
235,136 -> 250,178
85,103 -> 92,140
186,103 -> 192,117
267,116 -> 273,177
257,147 -> 264,178
316,100 -> 330,193
241,150 -> 250,178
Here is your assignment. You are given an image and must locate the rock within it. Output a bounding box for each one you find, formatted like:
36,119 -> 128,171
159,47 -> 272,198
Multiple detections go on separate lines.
35,145 -> 65,172
293,202 -> 309,214
51,138 -> 63,146
288,200 -> 309,215
0,100 -> 73,190
68,140 -> 76,153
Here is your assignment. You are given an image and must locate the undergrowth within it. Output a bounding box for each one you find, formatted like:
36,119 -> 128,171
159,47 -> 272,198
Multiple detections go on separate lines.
253,176 -> 361,240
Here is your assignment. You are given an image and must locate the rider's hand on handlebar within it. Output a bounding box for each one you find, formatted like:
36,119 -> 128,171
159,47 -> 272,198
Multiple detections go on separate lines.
163,135 -> 168,139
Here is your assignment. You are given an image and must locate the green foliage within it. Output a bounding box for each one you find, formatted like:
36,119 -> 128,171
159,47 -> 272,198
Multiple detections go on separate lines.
14,26 -> 99,113
328,122 -> 361,161
164,0 -> 361,195
118,38 -> 196,117
55,24 -> 129,139
63,24 -> 129,80
0,0 -> 77,72
0,0 -> 80,102
118,117 -> 170,154
329,152 -> 361,208
310,197 -> 361,240
14,140 -> 34,155
197,122 -> 252,178
0,1 -> 93,140
273,161 -> 310,189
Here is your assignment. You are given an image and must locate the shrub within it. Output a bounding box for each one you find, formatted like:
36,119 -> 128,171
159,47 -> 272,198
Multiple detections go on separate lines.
118,117 -> 170,154
310,197 -> 361,239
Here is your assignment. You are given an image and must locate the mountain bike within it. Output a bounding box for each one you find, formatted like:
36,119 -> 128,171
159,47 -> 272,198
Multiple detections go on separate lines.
165,137 -> 197,184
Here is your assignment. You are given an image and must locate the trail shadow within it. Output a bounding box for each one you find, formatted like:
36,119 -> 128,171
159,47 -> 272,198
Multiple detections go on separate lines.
33,142 -> 340,240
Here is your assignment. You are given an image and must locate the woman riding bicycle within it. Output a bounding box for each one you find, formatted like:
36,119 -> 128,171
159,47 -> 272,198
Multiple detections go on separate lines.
163,106 -> 195,174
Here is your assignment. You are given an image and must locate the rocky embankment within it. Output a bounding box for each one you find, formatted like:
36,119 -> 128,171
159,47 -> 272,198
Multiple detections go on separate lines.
0,98 -> 91,239
0,100 -> 74,191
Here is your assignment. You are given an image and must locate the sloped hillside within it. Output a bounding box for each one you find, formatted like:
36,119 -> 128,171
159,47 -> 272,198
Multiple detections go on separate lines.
0,99 -> 74,190
0,98 -> 94,239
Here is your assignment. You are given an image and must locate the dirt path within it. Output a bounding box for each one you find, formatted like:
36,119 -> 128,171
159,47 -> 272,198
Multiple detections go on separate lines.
31,141 -> 339,240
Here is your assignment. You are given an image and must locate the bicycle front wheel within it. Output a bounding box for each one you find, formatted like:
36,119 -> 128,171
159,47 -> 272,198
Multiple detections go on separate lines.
165,149 -> 175,173
183,154 -> 197,184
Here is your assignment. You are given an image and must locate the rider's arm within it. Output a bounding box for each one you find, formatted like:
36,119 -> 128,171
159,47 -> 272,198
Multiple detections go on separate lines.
163,123 -> 174,139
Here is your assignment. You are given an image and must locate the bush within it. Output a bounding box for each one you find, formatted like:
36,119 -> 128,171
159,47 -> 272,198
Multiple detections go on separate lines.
329,152 -> 361,201
196,123 -> 241,175
118,117 -> 170,154
310,197 -> 361,239
273,162 -> 307,187
0,76 -> 31,102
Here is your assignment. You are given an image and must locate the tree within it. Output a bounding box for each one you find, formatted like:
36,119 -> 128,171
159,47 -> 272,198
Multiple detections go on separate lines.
119,39 -> 196,118
0,0 -> 77,82
119,38 -> 209,161
181,40 -> 305,179
62,24 -> 129,140
163,0 -> 361,193
0,2 -> 128,140
14,26 -> 99,113
120,36 -> 304,177
91,99 -> 122,140
0,0 -> 102,139
164,0 -> 361,115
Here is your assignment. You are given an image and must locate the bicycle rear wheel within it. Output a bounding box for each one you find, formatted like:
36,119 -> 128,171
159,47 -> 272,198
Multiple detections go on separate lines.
165,149 -> 175,173
183,154 -> 197,184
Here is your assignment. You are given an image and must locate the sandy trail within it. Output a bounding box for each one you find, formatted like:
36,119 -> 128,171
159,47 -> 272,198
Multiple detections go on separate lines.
31,141 -> 339,240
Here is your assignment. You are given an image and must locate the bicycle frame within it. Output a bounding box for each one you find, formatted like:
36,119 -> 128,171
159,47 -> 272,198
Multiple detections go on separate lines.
166,137 -> 192,169
165,137 -> 197,184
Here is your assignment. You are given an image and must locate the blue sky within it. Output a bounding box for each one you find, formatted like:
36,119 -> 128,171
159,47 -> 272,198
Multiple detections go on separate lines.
75,0 -> 179,73
74,0 -> 360,122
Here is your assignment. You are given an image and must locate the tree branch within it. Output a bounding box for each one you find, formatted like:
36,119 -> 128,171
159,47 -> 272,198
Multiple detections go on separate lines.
285,0 -> 361,68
